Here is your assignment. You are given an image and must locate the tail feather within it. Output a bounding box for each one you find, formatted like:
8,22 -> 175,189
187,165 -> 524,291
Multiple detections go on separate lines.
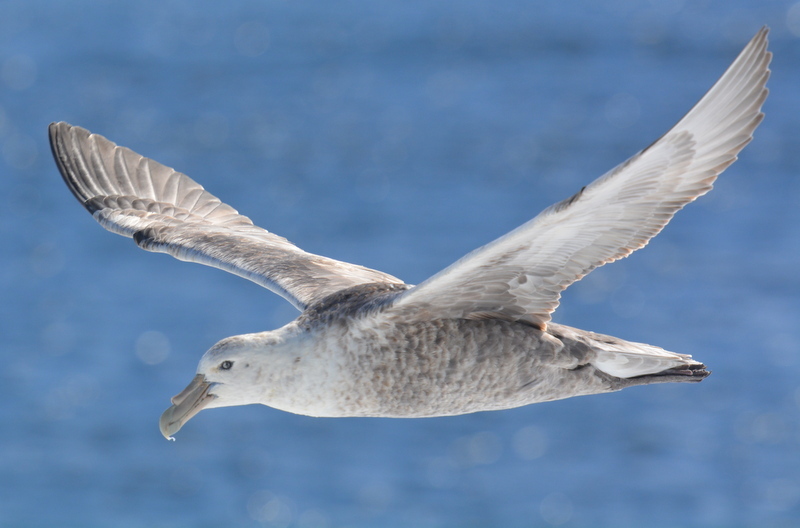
547,323 -> 710,382
591,342 -> 703,379
550,323 -> 708,380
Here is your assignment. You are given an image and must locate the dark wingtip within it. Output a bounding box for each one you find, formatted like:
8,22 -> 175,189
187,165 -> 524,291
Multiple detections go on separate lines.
48,121 -> 73,154
48,121 -> 79,200
48,121 -> 67,169
48,122 -> 102,210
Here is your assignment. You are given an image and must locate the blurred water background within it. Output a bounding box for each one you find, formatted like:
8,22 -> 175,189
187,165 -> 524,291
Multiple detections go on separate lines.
2,1 -> 800,527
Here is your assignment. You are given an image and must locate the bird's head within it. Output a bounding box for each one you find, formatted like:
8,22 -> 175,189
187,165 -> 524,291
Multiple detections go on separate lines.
159,330 -> 293,440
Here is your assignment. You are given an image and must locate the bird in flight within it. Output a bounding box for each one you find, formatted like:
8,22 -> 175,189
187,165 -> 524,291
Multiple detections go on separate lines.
49,28 -> 770,440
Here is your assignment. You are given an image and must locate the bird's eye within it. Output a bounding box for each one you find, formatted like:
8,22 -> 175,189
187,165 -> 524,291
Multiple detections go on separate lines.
220,360 -> 233,370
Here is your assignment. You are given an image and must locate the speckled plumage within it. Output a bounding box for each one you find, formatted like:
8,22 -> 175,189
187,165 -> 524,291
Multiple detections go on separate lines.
251,284 -> 706,419
49,28 -> 770,439
319,312 -> 617,417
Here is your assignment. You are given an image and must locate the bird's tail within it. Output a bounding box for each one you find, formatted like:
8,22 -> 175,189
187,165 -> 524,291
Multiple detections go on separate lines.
548,323 -> 710,382
585,331 -> 709,381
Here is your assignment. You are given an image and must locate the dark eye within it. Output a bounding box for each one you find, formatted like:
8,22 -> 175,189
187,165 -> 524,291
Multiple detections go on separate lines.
220,360 -> 233,370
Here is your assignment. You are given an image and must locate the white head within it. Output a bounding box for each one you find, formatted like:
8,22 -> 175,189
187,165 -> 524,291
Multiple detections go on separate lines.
159,326 -> 300,439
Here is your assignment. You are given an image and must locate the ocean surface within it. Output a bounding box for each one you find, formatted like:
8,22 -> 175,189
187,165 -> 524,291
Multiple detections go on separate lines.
2,1 -> 799,527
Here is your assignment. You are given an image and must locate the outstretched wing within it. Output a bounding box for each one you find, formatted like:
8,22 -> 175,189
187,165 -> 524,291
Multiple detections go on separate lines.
50,122 -> 404,311
390,27 -> 771,329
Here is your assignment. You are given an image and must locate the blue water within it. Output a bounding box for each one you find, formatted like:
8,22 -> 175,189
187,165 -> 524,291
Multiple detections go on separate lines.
2,1 -> 799,526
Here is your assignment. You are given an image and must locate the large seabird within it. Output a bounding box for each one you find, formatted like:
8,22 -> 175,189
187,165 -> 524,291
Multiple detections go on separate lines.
49,28 -> 770,440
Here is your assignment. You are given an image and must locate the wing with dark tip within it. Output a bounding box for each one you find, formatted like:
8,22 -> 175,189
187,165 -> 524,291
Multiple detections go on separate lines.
50,122 -> 404,311
390,27 -> 771,329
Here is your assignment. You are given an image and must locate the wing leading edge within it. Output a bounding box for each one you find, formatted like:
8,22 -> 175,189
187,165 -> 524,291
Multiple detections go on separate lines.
390,27 -> 771,329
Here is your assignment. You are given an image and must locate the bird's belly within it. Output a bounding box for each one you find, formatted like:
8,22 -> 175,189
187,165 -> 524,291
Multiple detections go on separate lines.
326,318 -> 603,418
